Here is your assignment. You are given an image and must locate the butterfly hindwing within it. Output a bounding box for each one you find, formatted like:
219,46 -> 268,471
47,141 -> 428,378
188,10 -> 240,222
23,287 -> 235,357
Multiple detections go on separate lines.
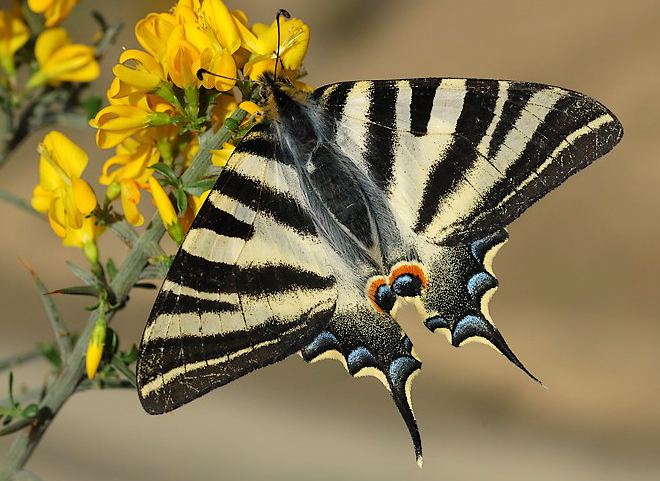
301,287 -> 423,465
137,125 -> 338,414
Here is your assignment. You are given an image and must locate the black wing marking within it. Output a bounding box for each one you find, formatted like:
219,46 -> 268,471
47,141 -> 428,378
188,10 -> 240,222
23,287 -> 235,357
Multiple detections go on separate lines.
301,291 -> 423,466
313,78 -> 623,244
137,126 -> 338,414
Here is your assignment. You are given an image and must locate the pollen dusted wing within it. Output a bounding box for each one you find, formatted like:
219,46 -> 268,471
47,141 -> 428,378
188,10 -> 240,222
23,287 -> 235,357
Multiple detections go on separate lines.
313,78 -> 623,244
137,125 -> 338,414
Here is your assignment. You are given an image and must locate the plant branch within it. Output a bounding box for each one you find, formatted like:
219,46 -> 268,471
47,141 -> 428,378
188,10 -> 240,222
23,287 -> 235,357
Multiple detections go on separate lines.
0,352 -> 41,373
20,260 -> 72,360
0,105 -> 249,481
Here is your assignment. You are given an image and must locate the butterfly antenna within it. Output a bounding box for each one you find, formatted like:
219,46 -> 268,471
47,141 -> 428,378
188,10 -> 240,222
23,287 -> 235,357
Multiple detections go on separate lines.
274,9 -> 290,82
196,69 -> 242,84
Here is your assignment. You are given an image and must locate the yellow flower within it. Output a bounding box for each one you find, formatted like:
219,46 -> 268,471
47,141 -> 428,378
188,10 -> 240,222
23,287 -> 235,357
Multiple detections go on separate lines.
196,0 -> 241,55
31,131 -> 102,259
240,16 -> 310,79
27,28 -> 99,88
166,27 -> 202,89
135,12 -> 176,65
0,6 -> 29,75
28,0 -> 79,27
111,49 -> 167,98
180,189 -> 209,233
210,142 -> 234,167
90,100 -> 174,149
100,139 -> 159,226
31,131 -> 97,232
148,176 -> 183,244
86,316 -> 106,380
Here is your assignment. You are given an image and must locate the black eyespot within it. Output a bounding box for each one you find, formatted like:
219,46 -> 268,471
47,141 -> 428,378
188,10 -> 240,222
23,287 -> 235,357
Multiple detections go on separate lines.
392,274 -> 422,297
375,283 -> 396,313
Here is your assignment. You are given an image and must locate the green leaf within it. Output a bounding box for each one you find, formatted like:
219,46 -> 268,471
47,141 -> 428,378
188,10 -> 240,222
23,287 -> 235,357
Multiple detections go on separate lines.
109,220 -> 138,248
21,404 -> 38,418
51,285 -> 98,297
119,345 -> 138,365
65,261 -> 96,286
106,258 -> 118,282
8,372 -> 14,406
37,343 -> 62,370
81,95 -> 103,120
183,178 -> 215,196
173,188 -> 187,213
106,327 -> 119,358
151,163 -> 180,185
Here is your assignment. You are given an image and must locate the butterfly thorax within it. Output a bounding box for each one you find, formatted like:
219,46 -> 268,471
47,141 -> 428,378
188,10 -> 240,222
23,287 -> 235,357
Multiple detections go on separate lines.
259,75 -> 409,281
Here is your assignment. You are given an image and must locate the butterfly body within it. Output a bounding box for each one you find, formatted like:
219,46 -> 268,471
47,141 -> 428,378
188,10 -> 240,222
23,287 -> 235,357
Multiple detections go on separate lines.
137,74 -> 622,465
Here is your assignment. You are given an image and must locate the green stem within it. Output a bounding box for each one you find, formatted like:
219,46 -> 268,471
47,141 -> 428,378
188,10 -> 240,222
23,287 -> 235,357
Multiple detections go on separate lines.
0,106 -> 249,481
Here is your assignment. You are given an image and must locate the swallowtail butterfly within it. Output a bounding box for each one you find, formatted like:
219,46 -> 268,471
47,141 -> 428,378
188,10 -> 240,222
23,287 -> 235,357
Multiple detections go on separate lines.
136,73 -> 623,465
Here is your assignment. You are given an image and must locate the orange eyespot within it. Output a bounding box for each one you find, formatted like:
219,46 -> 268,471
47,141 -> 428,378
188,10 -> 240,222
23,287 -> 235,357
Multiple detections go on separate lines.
388,262 -> 428,288
365,276 -> 394,313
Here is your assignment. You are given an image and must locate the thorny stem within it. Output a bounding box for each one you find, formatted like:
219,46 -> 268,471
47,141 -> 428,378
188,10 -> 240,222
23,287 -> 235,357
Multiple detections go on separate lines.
0,106 -> 250,481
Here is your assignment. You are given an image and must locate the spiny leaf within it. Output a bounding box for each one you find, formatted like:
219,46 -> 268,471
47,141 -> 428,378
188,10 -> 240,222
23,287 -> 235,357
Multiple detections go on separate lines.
65,261 -> 96,286
51,286 -> 98,297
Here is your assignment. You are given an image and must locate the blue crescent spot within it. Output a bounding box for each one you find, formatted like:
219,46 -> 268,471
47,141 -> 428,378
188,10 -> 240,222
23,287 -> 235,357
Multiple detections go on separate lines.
301,331 -> 340,360
451,314 -> 492,346
389,357 -> 420,388
467,271 -> 497,299
470,230 -> 508,262
425,315 -> 449,331
347,347 -> 378,375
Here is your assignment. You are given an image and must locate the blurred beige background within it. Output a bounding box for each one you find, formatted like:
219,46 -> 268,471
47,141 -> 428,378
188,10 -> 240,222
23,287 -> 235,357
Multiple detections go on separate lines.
1,0 -> 659,480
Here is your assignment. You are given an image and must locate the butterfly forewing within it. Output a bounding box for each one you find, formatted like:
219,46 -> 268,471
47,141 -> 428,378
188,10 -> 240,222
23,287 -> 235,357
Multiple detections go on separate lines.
313,78 -> 623,244
137,125 -> 338,414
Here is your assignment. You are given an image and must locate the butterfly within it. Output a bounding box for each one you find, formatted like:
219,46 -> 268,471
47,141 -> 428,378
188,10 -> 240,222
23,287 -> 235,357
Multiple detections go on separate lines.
136,73 -> 623,466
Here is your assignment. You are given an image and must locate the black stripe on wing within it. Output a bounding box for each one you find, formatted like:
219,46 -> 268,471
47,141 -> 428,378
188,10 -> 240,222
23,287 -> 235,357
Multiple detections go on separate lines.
364,81 -> 397,191
172,252 -> 334,295
487,83 -> 540,158
140,300 -> 335,414
444,90 -> 623,244
414,79 -> 500,233
220,169 -> 317,236
409,78 -> 442,137
192,201 -> 254,240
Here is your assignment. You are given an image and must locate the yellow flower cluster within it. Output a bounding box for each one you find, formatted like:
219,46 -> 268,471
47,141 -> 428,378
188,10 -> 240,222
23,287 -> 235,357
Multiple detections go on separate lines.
0,0 -> 97,84
90,0 -> 310,240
